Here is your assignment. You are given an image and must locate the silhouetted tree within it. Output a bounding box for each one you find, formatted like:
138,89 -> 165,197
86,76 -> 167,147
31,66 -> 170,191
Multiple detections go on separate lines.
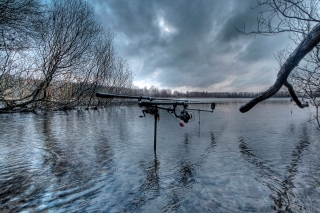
0,0 -> 41,51
239,0 -> 320,113
0,0 -> 134,111
0,0 -> 42,110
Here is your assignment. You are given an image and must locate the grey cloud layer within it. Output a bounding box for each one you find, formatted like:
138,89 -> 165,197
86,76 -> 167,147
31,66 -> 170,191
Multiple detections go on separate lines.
91,0 -> 291,91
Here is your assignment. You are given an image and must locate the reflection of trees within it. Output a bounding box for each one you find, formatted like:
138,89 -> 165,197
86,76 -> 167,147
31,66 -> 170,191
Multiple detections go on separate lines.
0,117 -> 48,212
239,126 -> 311,212
32,112 -> 116,212
40,112 -> 116,185
93,135 -> 114,173
0,163 -> 34,212
41,113 -> 69,178
0,111 -> 117,212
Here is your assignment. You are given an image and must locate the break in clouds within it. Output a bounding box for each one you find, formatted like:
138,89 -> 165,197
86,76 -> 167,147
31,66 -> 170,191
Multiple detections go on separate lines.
91,0 -> 292,92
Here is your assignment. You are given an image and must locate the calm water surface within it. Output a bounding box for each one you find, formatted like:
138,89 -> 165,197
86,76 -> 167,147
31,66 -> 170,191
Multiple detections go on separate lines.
0,98 -> 319,212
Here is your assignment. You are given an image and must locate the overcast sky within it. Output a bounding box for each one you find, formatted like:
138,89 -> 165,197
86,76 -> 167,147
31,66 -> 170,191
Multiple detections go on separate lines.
90,0 -> 293,92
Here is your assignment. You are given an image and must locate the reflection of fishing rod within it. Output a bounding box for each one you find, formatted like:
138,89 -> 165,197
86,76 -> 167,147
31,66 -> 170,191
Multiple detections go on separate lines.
96,92 -> 216,152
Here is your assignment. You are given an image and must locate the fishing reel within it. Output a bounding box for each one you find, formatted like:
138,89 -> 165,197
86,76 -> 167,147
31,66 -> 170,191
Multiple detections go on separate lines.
96,92 -> 216,150
139,106 -> 160,121
177,109 -> 194,123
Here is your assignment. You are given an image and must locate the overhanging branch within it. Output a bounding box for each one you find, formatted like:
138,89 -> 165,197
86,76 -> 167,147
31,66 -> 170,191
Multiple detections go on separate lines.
240,23 -> 320,113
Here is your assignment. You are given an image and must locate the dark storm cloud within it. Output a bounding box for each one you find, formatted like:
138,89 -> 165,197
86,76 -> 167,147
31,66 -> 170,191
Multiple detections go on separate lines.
216,3 -> 258,42
90,0 -> 292,92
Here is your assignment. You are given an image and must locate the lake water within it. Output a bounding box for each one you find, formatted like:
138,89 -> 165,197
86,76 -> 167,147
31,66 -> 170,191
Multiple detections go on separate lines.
0,98 -> 319,212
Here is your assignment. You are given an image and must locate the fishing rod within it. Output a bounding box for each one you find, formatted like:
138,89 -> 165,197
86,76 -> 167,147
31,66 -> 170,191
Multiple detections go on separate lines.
96,92 -> 216,152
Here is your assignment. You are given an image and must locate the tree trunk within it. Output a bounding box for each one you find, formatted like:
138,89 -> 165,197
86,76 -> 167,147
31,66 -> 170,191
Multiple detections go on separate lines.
240,23 -> 320,113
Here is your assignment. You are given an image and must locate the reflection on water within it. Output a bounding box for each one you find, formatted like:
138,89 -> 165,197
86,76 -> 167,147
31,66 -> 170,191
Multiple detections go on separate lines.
239,123 -> 319,212
0,98 -> 319,212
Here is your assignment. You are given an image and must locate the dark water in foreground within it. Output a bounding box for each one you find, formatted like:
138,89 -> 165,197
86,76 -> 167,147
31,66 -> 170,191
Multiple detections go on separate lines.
0,98 -> 319,212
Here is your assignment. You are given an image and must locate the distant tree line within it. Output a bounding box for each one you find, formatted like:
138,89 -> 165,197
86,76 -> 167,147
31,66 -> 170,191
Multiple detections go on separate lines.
0,0 -> 133,112
129,85 -> 291,98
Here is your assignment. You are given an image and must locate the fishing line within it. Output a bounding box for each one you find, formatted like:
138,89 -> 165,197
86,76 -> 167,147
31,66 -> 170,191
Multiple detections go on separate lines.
167,110 -> 184,127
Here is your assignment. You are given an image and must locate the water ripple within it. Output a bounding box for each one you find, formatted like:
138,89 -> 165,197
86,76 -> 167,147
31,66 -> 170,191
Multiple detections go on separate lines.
0,100 -> 319,212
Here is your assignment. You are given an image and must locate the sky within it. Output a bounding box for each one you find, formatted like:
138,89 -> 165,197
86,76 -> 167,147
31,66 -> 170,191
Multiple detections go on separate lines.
90,0 -> 293,92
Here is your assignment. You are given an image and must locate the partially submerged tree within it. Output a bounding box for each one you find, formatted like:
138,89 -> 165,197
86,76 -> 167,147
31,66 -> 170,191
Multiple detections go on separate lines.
239,0 -> 320,114
0,0 -> 42,110
33,0 -> 101,109
0,0 -> 134,111
84,32 -> 134,108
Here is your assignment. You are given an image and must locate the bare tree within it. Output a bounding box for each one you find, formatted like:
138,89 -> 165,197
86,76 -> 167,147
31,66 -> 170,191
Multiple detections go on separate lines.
0,0 -> 102,111
0,0 -> 41,51
83,32 -> 117,108
288,48 -> 320,130
0,0 -> 42,110
97,55 -> 134,107
0,0 -> 134,112
239,0 -> 320,113
0,45 -> 35,110
29,0 -> 101,109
